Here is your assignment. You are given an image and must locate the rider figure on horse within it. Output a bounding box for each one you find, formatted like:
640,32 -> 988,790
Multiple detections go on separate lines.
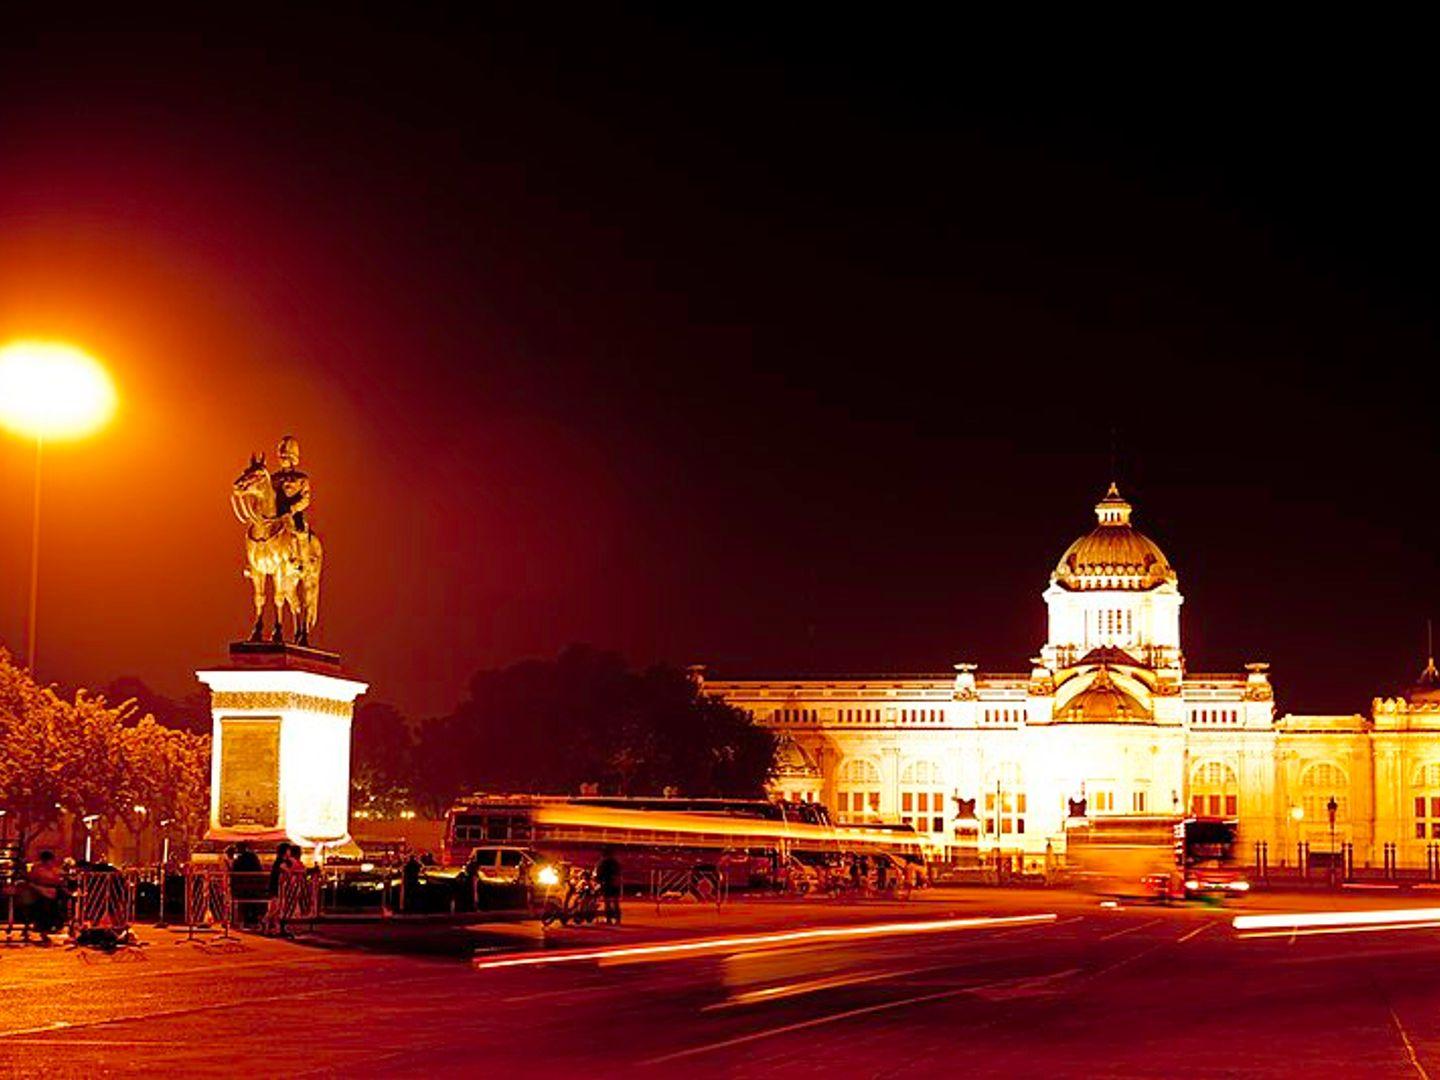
271,435 -> 312,572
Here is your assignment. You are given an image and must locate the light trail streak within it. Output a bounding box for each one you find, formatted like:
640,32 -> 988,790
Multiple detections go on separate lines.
1233,907 -> 1440,935
645,969 -> 1077,1065
707,966 -> 922,1009
1237,920 -> 1440,940
472,913 -> 1057,971
531,802 -> 925,850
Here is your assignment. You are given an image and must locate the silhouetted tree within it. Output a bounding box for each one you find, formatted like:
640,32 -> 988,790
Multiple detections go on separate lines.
101,676 -> 211,734
414,645 -> 775,807
351,701 -> 419,816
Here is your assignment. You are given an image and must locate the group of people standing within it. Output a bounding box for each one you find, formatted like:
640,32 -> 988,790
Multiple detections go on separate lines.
225,840 -> 311,936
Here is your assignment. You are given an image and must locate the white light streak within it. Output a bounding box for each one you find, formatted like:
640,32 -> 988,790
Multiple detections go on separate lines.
1233,907 -> 1440,935
473,913 -> 1057,971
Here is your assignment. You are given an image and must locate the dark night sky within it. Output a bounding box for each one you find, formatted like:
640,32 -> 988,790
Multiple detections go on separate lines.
0,14 -> 1435,717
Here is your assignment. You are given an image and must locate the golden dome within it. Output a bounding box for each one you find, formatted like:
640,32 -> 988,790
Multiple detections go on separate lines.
1053,483 -> 1175,591
1054,666 -> 1155,724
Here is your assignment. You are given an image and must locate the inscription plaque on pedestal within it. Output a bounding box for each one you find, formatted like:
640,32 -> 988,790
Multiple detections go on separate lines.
217,717 -> 281,828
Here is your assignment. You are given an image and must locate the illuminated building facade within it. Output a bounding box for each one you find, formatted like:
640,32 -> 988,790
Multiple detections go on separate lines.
704,485 -> 1440,869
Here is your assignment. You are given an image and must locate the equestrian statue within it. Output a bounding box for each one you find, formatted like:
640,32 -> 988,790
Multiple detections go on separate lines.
231,434 -> 324,646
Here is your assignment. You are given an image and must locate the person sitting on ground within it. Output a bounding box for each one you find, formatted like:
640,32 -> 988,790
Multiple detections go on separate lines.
22,850 -> 66,945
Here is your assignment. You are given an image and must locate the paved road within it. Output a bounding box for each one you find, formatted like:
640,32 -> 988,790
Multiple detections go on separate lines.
3,889 -> 1438,1077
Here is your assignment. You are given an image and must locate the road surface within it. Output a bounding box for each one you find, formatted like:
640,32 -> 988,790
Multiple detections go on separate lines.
2,888 -> 1438,1076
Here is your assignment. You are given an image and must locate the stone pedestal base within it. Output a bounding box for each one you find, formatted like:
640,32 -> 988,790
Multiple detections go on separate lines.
198,644 -> 367,854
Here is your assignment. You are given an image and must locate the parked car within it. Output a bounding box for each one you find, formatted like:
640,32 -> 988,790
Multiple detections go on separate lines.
466,846 -> 536,884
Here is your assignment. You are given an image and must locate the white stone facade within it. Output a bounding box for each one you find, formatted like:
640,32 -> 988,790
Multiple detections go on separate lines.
703,486 -> 1440,870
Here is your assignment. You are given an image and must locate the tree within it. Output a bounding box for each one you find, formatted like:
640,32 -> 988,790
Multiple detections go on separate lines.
0,650 -> 212,857
101,676 -> 211,734
351,701 -> 419,817
0,649 -> 86,846
414,645 -> 776,807
120,714 -> 212,850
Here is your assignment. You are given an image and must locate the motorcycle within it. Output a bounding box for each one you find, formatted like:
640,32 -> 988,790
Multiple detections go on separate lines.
537,864 -> 601,927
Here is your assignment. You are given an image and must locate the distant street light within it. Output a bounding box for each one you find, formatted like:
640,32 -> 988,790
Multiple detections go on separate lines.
0,341 -> 117,672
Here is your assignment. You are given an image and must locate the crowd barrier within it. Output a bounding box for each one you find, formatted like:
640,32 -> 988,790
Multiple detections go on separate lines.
651,867 -> 727,912
70,870 -> 137,937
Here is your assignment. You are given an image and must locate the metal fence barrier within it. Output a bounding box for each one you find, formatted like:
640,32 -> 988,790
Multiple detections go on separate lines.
69,870 -> 138,942
651,867 -> 727,913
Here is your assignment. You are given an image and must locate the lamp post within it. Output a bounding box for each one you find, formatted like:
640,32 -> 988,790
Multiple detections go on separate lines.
157,818 -> 173,928
0,341 -> 117,672
1291,804 -> 1304,873
1327,795 -> 1339,886
81,813 -> 100,865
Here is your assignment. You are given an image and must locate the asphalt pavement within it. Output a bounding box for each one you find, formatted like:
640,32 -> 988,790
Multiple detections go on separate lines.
2,887 -> 1438,1077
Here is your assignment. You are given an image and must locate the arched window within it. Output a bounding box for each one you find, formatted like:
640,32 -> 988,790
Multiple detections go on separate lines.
1414,763 -> 1440,840
836,758 -> 882,824
1300,762 -> 1349,823
983,763 -> 1026,837
1190,760 -> 1238,817
900,760 -> 946,835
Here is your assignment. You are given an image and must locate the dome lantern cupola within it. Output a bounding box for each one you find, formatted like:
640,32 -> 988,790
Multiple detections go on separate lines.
1095,482 -> 1132,526
1052,483 -> 1176,592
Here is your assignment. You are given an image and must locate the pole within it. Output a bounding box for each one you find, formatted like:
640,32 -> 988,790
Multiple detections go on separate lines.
26,436 -> 42,671
1327,796 -> 1338,888
158,833 -> 171,928
995,780 -> 1003,877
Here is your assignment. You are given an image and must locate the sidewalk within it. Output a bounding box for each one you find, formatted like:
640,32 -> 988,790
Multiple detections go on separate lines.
0,926 -> 317,1014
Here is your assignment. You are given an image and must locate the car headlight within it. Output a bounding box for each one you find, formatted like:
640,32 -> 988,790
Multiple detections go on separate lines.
1231,880 -> 1250,891
1184,880 -> 1199,890
535,865 -> 560,886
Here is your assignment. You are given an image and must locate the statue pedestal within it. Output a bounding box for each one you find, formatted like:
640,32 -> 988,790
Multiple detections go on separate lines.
197,644 -> 367,855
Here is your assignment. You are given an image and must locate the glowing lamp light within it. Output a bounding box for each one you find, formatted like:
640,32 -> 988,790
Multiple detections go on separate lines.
0,341 -> 117,441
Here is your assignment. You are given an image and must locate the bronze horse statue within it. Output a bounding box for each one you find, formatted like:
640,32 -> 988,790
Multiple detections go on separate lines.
231,453 -> 323,645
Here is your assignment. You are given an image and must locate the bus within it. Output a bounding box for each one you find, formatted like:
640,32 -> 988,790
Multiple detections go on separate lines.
443,793 -> 923,891
1175,817 -> 1248,897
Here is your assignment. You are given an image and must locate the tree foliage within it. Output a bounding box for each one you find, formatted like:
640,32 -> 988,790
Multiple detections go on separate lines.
0,651 -> 211,856
351,701 -> 420,817
405,646 -> 776,808
100,676 -> 211,735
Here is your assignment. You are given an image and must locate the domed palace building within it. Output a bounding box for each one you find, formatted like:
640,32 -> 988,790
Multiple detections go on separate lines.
701,485 -> 1440,874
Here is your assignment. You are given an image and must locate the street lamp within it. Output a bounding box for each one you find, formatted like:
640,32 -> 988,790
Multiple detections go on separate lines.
0,341 -> 117,672
1327,795 -> 1339,886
